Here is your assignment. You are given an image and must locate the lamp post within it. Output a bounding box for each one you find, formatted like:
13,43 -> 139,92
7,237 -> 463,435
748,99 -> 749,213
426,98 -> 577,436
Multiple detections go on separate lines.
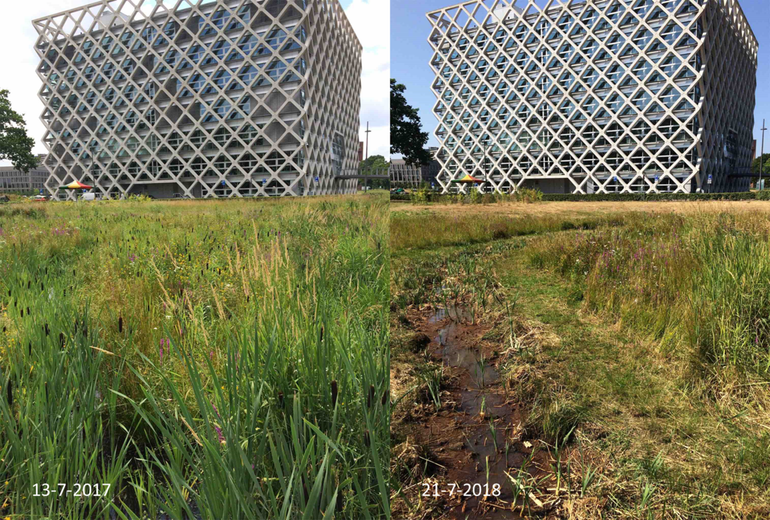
761,119 -> 767,190
365,121 -> 372,160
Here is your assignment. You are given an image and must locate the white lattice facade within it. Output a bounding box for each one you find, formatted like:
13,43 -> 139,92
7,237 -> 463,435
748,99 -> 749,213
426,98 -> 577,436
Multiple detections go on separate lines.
33,0 -> 361,200
427,0 -> 757,194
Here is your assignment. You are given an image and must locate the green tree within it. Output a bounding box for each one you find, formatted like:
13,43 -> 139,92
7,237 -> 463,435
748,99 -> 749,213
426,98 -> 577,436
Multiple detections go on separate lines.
390,79 -> 432,166
360,154 -> 389,171
751,153 -> 770,176
0,90 -> 37,172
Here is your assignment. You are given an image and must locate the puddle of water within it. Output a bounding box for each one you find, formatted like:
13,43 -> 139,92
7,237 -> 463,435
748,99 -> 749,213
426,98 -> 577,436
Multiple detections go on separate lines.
428,304 -> 474,325
434,306 -> 499,389
428,304 -> 530,517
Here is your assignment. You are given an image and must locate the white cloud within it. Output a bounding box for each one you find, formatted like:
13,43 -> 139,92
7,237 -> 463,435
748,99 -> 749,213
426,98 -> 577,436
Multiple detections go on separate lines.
0,1 -> 87,165
0,0 -> 390,164
344,0 -> 390,158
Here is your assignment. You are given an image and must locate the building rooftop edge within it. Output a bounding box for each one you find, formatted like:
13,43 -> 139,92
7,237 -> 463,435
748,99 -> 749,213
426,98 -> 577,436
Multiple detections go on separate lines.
33,0 -> 363,51
426,0 -> 756,54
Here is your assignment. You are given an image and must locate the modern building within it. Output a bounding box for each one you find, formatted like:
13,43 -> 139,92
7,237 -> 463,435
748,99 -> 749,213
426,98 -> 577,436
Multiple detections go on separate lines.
427,0 -> 757,194
0,155 -> 50,193
33,0 -> 362,200
389,157 -> 440,187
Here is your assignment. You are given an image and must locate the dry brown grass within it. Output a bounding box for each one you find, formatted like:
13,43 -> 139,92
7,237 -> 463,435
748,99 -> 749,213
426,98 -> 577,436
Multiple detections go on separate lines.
392,199 -> 770,218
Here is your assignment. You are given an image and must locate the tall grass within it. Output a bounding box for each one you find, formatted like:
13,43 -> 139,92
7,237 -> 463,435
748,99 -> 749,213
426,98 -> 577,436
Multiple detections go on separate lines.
528,211 -> 770,378
0,194 -> 389,518
391,212 -> 625,252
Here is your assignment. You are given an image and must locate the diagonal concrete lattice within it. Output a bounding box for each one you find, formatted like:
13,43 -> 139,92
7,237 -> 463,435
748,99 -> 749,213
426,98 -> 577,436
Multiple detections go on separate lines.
33,0 -> 362,200
427,0 -> 757,195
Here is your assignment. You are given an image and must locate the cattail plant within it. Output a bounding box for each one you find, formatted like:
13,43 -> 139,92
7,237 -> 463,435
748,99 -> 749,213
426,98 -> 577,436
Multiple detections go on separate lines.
331,380 -> 338,408
5,378 -> 12,408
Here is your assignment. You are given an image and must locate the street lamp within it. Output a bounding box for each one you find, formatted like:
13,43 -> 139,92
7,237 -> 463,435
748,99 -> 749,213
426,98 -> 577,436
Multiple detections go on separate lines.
761,119 -> 767,190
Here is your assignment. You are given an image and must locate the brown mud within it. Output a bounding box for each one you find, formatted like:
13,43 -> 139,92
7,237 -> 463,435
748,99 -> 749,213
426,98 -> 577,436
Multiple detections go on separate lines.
394,304 -> 560,519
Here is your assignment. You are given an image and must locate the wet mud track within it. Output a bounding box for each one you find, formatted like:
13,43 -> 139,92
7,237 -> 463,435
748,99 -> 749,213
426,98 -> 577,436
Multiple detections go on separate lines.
400,305 -> 554,519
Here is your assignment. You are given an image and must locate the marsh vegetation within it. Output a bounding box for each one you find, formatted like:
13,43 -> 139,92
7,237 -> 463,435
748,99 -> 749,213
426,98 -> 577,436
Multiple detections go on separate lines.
0,194 -> 389,519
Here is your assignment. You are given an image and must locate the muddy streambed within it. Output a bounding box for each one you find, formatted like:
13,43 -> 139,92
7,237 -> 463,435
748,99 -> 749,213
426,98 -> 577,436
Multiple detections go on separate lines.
410,304 -> 552,519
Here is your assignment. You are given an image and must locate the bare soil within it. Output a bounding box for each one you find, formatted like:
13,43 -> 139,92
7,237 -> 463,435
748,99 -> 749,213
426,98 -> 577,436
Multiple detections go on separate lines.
392,305 -> 560,519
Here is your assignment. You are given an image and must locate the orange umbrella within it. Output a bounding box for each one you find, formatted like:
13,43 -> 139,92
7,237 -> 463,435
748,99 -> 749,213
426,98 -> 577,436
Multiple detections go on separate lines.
60,180 -> 93,190
450,174 -> 484,184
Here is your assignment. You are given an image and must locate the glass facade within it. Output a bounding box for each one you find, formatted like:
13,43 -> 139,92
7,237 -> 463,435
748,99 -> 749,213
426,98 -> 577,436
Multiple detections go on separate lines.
427,0 -> 757,194
33,0 -> 362,199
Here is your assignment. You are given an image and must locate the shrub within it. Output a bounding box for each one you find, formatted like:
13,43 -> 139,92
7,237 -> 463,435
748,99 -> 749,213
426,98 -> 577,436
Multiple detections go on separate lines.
514,188 -> 544,203
411,187 -> 429,204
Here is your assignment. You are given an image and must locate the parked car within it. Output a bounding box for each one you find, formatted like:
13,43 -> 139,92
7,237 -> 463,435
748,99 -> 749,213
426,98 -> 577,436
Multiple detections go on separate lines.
33,195 -> 48,202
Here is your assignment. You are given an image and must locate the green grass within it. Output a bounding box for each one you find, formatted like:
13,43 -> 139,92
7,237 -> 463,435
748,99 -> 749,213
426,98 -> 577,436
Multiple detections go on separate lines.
390,211 -> 625,252
0,194 -> 389,519
528,211 -> 770,378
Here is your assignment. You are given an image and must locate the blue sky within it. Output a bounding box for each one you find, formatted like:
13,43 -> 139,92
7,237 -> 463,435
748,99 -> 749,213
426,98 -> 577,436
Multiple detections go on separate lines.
392,0 -> 770,155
